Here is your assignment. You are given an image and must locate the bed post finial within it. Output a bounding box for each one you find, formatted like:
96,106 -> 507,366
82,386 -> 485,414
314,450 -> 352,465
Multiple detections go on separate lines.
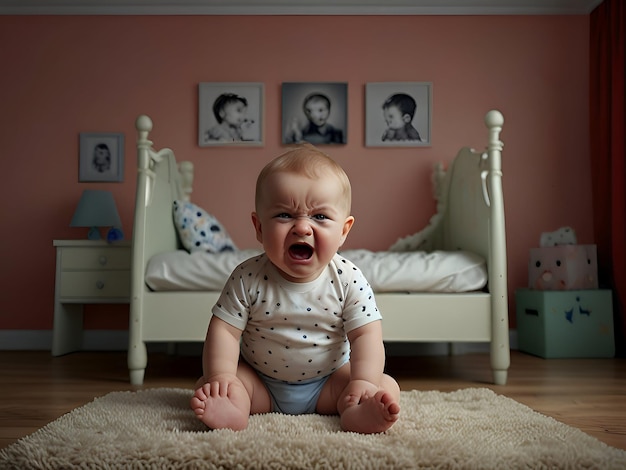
485,109 -> 504,129
136,115 -> 153,144
485,110 -> 504,153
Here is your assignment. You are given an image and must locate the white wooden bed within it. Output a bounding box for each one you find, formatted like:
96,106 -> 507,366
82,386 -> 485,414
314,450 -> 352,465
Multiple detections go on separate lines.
128,111 -> 510,386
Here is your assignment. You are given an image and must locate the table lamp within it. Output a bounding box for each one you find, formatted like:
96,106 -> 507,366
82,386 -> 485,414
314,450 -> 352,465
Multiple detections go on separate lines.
70,190 -> 124,241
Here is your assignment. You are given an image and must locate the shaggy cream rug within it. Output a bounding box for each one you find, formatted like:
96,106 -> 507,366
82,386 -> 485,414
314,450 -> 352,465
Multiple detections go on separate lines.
1,388 -> 624,469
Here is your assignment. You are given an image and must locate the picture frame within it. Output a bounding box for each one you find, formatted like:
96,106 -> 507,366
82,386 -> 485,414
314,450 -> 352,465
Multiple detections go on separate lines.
282,82 -> 348,145
199,82 -> 264,147
365,82 -> 432,147
79,133 -> 124,182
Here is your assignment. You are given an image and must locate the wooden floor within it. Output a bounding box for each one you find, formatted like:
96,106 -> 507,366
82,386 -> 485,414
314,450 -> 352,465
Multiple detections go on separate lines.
0,350 -> 625,451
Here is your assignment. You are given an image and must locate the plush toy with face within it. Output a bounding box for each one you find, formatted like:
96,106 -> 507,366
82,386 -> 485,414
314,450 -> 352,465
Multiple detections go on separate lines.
528,244 -> 598,290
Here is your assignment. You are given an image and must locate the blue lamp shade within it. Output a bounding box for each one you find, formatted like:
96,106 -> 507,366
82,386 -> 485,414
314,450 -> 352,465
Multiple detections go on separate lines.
70,190 -> 124,241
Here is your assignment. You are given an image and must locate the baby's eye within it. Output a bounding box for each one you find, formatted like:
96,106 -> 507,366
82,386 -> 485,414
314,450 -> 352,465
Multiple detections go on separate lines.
312,214 -> 328,221
276,213 -> 292,219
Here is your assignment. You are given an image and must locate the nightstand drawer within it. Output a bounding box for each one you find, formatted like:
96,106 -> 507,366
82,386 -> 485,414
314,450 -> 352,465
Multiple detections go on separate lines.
59,271 -> 131,298
61,247 -> 130,270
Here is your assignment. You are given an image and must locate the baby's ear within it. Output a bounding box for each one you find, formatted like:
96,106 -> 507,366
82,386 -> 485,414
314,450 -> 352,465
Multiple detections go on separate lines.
251,212 -> 263,243
339,216 -> 355,246
402,114 -> 412,123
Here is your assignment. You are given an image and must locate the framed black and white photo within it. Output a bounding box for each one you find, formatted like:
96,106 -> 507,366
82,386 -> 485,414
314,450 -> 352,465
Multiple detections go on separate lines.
282,82 -> 348,145
199,82 -> 264,147
79,133 -> 124,182
365,82 -> 432,147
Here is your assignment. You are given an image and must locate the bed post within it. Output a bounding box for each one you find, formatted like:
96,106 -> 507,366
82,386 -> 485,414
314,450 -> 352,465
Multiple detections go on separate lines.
485,110 -> 510,385
127,115 -> 152,385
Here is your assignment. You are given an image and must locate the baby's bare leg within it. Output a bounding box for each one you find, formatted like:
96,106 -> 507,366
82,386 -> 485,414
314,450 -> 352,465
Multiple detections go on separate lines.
339,384 -> 400,434
317,366 -> 401,434
339,374 -> 400,434
191,362 -> 271,431
191,376 -> 251,430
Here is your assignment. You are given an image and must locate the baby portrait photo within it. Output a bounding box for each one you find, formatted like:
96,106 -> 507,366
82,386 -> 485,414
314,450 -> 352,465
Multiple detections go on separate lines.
282,82 -> 348,145
198,82 -> 264,147
365,82 -> 432,147
78,133 -> 124,182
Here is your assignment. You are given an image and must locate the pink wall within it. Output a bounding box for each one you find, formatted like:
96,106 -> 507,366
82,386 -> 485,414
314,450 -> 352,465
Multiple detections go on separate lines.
0,15 -> 591,331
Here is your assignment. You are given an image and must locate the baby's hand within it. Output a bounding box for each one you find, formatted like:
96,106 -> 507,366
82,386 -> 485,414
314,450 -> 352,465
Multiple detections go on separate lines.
290,117 -> 302,142
342,379 -> 380,407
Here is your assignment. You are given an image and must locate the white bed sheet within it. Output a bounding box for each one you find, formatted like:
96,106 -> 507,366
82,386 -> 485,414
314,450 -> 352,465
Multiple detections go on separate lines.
145,249 -> 487,293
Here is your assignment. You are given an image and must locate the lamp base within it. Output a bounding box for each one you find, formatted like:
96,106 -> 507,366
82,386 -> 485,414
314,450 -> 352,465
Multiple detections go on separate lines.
106,227 -> 124,243
87,227 -> 101,240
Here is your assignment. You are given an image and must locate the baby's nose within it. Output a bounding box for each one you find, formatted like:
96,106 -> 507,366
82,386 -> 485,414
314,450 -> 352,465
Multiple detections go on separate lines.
292,217 -> 313,236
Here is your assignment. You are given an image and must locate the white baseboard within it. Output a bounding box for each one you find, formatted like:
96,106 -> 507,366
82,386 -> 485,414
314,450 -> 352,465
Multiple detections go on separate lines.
0,330 -> 519,354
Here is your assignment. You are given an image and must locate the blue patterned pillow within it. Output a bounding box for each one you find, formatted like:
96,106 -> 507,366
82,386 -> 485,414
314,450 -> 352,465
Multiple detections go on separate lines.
172,200 -> 237,253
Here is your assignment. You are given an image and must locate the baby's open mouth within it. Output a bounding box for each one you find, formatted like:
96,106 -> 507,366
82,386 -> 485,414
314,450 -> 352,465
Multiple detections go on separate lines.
289,243 -> 313,260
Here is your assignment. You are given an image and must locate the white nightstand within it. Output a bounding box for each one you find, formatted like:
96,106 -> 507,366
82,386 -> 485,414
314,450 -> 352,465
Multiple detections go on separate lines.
52,240 -> 131,356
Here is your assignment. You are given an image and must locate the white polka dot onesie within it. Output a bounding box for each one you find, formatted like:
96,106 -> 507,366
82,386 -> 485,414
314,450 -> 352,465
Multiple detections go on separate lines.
212,253 -> 382,383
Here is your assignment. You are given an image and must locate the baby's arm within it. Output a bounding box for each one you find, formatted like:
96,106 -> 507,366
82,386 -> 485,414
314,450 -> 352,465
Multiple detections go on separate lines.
348,320 -> 386,385
201,315 -> 242,380
340,321 -> 387,408
338,320 -> 400,433
191,316 -> 251,430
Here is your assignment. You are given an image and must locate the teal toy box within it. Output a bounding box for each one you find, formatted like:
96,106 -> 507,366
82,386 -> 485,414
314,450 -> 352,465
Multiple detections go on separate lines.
516,289 -> 614,358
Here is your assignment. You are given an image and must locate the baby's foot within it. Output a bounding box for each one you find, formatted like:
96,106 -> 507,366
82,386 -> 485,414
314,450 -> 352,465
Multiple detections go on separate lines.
190,380 -> 250,431
340,390 -> 400,434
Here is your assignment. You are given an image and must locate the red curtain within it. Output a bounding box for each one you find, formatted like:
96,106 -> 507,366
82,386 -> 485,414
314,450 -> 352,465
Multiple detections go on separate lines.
590,0 -> 626,356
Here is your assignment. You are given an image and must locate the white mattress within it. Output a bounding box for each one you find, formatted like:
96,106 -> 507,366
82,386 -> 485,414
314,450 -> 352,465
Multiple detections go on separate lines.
145,249 -> 487,293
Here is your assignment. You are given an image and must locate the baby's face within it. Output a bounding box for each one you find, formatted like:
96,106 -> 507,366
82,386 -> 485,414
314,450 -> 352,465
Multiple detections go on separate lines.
94,147 -> 110,164
220,101 -> 247,126
383,106 -> 407,130
304,100 -> 330,126
252,170 -> 353,283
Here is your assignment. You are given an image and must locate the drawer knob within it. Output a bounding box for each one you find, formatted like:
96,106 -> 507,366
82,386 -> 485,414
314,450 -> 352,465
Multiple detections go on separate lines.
99,256 -> 108,266
96,281 -> 105,290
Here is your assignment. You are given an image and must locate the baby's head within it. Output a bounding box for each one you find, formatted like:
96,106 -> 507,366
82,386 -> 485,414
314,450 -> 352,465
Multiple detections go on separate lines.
212,93 -> 248,125
382,93 -> 417,130
255,144 -> 351,216
253,144 -> 354,283
92,143 -> 111,171
302,93 -> 332,127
